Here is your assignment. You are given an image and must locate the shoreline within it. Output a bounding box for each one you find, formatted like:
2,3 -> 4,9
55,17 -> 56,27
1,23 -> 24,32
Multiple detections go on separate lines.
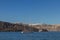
0,21 -> 60,32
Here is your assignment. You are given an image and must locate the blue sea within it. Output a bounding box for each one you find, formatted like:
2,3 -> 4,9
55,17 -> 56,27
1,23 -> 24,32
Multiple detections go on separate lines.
0,32 -> 60,40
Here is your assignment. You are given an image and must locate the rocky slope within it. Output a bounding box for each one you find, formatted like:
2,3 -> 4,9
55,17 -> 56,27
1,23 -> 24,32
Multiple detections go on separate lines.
0,21 -> 60,32
0,21 -> 38,32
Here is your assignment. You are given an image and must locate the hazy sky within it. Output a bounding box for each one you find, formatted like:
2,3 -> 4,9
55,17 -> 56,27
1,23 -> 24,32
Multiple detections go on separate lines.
0,0 -> 60,24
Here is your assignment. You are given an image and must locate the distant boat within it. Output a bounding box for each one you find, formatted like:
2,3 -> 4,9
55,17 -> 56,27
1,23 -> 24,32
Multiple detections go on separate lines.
21,31 -> 24,33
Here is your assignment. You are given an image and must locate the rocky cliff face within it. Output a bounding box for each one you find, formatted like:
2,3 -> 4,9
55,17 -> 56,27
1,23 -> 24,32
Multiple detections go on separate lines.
29,24 -> 60,31
0,21 -> 39,32
0,21 -> 60,32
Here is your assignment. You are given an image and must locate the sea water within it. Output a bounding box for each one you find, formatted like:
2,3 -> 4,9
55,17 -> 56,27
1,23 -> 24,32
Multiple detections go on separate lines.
0,32 -> 60,40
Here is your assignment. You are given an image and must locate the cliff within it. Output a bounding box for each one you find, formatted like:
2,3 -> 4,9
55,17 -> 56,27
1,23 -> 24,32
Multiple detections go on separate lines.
0,21 -> 60,32
0,21 -> 39,32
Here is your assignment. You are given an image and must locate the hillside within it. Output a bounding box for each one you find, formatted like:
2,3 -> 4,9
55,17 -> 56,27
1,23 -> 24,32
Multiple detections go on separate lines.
0,21 -> 60,32
0,21 -> 38,32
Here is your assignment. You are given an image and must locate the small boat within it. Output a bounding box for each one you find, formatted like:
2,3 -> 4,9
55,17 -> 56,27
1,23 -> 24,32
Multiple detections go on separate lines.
21,31 -> 24,33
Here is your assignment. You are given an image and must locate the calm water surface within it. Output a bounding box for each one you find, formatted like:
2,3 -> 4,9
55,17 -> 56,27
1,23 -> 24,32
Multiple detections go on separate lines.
0,32 -> 60,40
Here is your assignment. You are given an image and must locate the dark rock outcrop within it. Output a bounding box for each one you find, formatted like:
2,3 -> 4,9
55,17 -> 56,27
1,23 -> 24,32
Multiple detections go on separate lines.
41,29 -> 48,32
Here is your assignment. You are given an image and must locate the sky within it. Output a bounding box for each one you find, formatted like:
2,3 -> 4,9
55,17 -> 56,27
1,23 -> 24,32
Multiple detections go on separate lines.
0,0 -> 60,24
